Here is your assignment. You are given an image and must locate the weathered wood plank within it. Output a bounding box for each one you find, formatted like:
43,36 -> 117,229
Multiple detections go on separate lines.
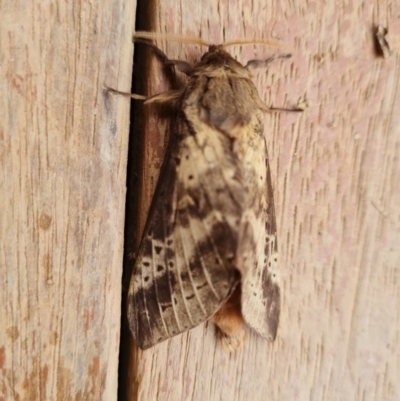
0,1 -> 136,400
126,0 -> 400,400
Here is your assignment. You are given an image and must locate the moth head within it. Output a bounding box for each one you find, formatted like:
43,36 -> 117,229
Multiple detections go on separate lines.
199,45 -> 243,69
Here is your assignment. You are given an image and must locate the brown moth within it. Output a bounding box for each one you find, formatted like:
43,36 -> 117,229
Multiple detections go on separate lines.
125,32 -> 288,350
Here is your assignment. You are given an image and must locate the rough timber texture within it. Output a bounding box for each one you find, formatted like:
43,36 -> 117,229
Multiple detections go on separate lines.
0,1 -> 136,400
126,1 -> 400,400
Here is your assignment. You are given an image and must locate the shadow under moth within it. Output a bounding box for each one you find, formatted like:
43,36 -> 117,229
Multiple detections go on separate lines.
115,32 -> 293,351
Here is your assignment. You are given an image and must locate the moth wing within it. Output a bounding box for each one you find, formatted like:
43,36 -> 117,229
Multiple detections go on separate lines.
128,118 -> 242,350
196,69 -> 280,341
236,115 -> 280,342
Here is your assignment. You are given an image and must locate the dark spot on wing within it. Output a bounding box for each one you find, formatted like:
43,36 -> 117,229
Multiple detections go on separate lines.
161,304 -> 171,312
196,282 -> 208,290
180,271 -> 189,282
166,247 -> 175,260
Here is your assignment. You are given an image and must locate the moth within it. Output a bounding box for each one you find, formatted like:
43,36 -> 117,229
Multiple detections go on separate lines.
119,32 -> 291,350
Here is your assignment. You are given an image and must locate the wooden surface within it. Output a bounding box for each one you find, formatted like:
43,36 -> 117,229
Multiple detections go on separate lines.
126,1 -> 400,400
1,1 -> 136,400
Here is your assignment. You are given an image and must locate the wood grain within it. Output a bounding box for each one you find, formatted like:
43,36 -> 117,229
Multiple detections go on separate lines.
126,1 -> 400,400
0,1 -> 136,400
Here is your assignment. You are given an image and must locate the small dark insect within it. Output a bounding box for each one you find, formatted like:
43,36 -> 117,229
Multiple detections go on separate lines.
114,32 -> 293,350
375,25 -> 392,58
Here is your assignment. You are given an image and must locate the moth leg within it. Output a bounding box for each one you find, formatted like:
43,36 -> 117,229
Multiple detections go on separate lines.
245,54 -> 304,113
211,285 -> 246,351
245,53 -> 292,70
105,87 -> 183,104
134,38 -> 194,76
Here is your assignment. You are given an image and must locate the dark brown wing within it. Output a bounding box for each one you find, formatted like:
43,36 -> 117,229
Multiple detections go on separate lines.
127,113 -> 243,350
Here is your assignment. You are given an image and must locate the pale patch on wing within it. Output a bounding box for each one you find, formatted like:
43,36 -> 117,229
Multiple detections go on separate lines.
235,111 -> 281,341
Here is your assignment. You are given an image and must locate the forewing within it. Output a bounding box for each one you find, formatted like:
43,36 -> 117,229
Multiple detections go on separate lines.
192,65 -> 281,342
236,112 -> 280,342
128,116 -> 242,350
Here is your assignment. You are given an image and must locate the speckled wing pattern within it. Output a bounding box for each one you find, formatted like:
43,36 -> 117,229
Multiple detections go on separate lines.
127,114 -> 244,350
128,45 -> 280,349
236,115 -> 280,342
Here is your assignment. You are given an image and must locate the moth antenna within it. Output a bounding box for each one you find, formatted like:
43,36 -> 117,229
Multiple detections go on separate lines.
222,38 -> 294,53
134,31 -> 210,47
134,32 -> 294,52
